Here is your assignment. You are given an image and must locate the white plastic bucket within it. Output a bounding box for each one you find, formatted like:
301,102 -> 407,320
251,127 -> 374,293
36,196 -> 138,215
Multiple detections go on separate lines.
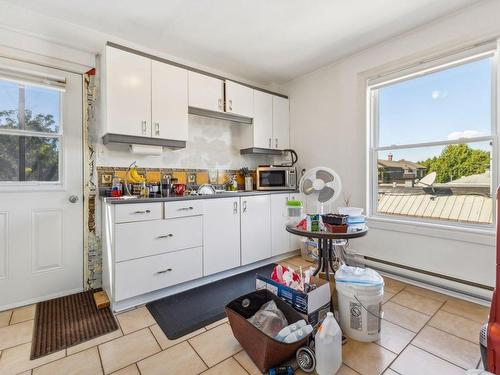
336,280 -> 383,342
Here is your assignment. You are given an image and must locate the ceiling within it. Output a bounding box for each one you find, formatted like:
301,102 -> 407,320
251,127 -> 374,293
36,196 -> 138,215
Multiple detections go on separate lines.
3,0 -> 481,84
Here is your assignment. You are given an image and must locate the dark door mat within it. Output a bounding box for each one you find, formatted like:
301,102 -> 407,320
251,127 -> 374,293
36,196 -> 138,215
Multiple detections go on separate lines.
147,263 -> 276,340
31,289 -> 119,359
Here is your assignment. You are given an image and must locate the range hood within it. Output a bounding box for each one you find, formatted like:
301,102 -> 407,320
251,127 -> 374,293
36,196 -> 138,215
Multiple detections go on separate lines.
102,133 -> 186,149
240,147 -> 284,155
188,106 -> 253,125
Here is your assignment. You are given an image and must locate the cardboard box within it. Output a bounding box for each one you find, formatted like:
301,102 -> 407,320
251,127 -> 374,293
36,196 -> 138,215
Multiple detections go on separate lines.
256,275 -> 331,327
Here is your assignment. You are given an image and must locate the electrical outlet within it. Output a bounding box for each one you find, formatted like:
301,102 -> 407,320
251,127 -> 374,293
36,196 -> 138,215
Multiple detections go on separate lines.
101,174 -> 112,184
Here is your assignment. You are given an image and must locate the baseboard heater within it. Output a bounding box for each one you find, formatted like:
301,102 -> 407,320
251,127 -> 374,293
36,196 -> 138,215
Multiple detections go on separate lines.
356,255 -> 493,303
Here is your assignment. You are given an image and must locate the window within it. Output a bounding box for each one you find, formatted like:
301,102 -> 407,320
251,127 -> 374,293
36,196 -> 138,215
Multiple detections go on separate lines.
0,78 -> 62,183
368,46 -> 497,227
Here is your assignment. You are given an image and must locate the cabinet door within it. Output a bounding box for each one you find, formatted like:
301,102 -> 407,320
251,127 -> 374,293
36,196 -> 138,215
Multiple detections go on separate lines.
106,46 -> 151,137
152,61 -> 188,141
225,81 -> 254,117
253,90 -> 273,149
271,193 -> 291,256
241,195 -> 271,265
288,193 -> 302,251
203,198 -> 241,275
188,71 -> 224,112
272,96 -> 290,149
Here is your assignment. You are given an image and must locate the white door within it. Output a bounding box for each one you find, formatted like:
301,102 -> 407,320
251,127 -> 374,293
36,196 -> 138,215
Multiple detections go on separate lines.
151,61 -> 188,141
241,195 -> 271,265
271,193 -> 290,256
272,96 -> 290,150
106,46 -> 151,137
225,81 -> 254,117
0,57 -> 83,310
203,198 -> 240,275
253,90 -> 273,149
188,71 -> 224,112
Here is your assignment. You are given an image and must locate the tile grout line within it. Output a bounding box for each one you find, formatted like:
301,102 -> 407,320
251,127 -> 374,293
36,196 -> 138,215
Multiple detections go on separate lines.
95,344 -> 106,375
186,339 -> 210,370
231,352 -> 253,375
426,320 -> 481,345
147,326 -> 162,350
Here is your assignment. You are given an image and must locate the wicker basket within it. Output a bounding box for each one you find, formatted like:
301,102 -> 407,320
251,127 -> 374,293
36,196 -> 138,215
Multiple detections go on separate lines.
225,289 -> 311,373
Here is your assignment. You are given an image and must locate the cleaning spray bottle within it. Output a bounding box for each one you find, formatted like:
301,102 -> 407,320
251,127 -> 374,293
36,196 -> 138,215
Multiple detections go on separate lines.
315,312 -> 342,375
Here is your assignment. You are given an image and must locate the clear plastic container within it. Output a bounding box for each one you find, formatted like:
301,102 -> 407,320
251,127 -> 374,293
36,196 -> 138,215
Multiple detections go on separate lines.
315,312 -> 342,375
287,199 -> 303,225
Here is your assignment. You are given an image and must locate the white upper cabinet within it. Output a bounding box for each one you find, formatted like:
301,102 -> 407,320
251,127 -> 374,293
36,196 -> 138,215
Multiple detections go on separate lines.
225,81 -> 254,118
241,195 -> 271,265
272,96 -> 290,150
106,46 -> 152,137
151,61 -> 188,141
188,71 -> 224,112
253,90 -> 274,149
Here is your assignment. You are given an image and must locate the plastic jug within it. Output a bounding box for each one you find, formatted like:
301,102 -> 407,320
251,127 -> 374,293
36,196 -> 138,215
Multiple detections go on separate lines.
283,324 -> 313,343
315,312 -> 342,375
275,319 -> 307,341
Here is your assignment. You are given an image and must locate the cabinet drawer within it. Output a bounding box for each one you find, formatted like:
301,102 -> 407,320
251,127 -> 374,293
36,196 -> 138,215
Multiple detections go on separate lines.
115,216 -> 202,262
164,200 -> 203,219
115,247 -> 203,301
115,203 -> 162,223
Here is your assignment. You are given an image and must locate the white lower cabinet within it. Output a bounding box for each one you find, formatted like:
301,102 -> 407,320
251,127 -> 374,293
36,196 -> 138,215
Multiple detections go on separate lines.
271,193 -> 291,256
241,195 -> 271,265
203,198 -> 241,276
115,246 -> 203,301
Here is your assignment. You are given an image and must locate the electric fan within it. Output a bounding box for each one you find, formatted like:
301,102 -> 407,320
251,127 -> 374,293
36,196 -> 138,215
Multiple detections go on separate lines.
299,167 -> 342,214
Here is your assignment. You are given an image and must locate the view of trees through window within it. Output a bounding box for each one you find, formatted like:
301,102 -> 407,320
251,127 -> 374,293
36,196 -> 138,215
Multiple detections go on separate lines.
372,55 -> 494,225
0,80 -> 61,182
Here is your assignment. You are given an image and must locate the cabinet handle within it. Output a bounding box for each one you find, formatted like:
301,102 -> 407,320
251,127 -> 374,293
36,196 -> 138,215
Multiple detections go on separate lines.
156,268 -> 173,274
228,99 -> 232,111
218,98 -> 223,110
156,234 -> 174,239
154,122 -> 160,136
268,138 -> 271,148
233,201 -> 238,214
242,200 -> 247,213
141,120 -> 147,135
133,209 -> 151,214
177,206 -> 194,211
275,138 -> 278,149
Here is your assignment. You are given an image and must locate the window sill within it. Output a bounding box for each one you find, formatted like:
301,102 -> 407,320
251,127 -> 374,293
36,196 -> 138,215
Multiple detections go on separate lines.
366,215 -> 495,246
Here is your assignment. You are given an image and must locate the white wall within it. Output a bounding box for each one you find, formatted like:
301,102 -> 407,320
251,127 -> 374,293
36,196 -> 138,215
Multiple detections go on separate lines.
284,0 -> 500,292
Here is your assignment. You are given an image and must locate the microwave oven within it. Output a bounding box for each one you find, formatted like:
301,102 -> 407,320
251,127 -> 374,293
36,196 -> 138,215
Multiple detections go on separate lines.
256,166 -> 297,190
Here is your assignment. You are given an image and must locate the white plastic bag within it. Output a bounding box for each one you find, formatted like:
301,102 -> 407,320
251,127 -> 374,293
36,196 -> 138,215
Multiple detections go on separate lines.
247,300 -> 288,337
335,265 -> 384,286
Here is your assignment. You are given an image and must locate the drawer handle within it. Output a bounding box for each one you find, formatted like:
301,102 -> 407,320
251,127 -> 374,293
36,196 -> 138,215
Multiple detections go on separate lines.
156,268 -> 173,274
156,234 -> 174,239
177,206 -> 194,211
133,210 -> 151,214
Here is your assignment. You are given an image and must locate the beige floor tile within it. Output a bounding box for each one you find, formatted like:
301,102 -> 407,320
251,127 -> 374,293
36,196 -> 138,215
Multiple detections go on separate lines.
0,320 -> 34,351
403,285 -> 449,302
376,319 -> 415,354
33,347 -> 102,375
116,307 -> 156,335
0,310 -> 12,328
390,290 -> 443,315
382,370 -> 399,375
111,364 -> 140,375
343,340 -> 396,375
391,345 -> 464,375
412,326 -> 480,369
383,277 -> 407,294
10,305 -> 36,325
0,342 -> 65,375
205,317 -> 228,330
383,292 -> 395,304
201,357 -> 247,374
18,371 -> 32,375
295,365 -> 358,375
428,310 -> 482,344
149,324 -> 205,350
233,350 -> 261,375
441,299 -> 489,324
189,323 -> 242,367
382,302 -> 430,332
137,341 -> 207,375
67,329 -> 123,356
98,328 -> 160,374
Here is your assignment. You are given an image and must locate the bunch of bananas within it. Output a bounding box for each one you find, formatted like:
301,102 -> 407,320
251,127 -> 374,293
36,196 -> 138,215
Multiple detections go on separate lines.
127,167 -> 145,183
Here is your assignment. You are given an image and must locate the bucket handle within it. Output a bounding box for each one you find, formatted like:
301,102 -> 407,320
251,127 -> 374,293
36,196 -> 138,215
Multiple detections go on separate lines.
354,295 -> 384,320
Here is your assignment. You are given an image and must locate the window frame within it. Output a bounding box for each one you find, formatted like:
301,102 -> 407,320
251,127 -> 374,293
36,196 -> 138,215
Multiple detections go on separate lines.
367,42 -> 499,230
0,79 -> 64,186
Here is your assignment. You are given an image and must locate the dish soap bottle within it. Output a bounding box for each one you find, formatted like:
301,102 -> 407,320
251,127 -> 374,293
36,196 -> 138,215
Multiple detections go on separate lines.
315,312 -> 342,375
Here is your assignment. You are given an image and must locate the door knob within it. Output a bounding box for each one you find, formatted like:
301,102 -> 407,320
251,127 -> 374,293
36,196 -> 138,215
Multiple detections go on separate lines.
68,195 -> 79,203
